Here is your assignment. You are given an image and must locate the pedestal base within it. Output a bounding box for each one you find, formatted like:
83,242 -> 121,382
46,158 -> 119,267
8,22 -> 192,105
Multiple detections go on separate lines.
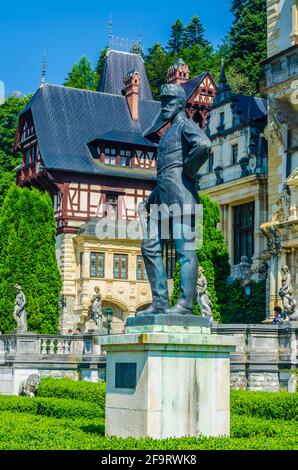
97,316 -> 237,439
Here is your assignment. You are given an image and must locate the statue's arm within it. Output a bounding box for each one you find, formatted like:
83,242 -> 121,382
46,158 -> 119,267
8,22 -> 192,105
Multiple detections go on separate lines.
182,121 -> 211,180
144,187 -> 157,212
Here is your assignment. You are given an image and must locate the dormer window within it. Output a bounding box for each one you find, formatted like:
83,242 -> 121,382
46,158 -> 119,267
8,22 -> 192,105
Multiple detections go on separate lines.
232,144 -> 238,164
220,112 -> 225,128
208,152 -> 214,173
24,148 -> 31,166
119,149 -> 132,167
104,147 -> 116,165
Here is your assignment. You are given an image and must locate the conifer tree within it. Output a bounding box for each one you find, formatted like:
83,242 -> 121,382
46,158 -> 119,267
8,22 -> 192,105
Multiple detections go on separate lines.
183,16 -> 209,48
167,19 -> 185,54
144,44 -> 173,99
0,185 -> 61,334
0,95 -> 31,206
64,56 -> 97,90
226,0 -> 267,94
94,47 -> 109,89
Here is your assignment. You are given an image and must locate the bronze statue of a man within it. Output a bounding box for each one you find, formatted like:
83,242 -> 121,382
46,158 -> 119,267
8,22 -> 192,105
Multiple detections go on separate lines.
138,84 -> 211,316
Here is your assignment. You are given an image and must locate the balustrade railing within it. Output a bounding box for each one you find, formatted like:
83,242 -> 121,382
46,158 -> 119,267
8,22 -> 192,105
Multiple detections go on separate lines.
0,334 -> 95,357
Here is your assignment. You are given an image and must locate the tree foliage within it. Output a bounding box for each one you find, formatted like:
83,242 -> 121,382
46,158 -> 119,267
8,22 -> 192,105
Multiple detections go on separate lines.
0,95 -> 30,173
0,185 -> 61,334
64,56 -> 97,90
167,19 -> 185,54
221,279 -> 266,324
183,16 -> 209,49
0,95 -> 31,205
94,47 -> 109,89
225,0 -> 267,94
144,44 -> 173,99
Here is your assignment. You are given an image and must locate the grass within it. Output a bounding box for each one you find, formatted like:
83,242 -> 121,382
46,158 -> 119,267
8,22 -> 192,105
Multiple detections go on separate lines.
0,381 -> 298,450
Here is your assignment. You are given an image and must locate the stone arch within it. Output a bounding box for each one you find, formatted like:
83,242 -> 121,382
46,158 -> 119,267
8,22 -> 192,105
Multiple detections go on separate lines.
136,301 -> 151,313
102,298 -> 129,334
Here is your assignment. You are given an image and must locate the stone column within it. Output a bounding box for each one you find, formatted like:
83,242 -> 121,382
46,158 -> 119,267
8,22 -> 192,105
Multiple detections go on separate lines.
268,255 -> 278,320
227,205 -> 233,263
253,186 -> 267,265
60,233 -> 77,331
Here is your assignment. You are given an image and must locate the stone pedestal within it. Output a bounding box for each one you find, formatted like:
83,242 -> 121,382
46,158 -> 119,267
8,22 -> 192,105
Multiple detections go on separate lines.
97,315 -> 238,440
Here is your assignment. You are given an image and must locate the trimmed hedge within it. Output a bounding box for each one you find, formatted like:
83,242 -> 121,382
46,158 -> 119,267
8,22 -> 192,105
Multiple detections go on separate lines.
37,378 -> 105,409
231,389 -> 298,420
231,414 -> 298,438
0,411 -> 298,450
0,395 -> 104,420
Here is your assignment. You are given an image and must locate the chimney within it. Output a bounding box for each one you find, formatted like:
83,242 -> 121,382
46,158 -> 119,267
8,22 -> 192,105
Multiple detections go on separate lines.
167,58 -> 189,85
123,70 -> 140,121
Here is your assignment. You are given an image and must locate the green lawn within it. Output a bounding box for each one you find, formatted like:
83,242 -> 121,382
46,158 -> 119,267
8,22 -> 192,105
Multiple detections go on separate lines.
0,378 -> 297,450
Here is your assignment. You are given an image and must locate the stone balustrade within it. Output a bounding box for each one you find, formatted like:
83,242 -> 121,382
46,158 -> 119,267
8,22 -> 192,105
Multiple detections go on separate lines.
212,323 -> 298,392
0,333 -> 106,395
0,323 -> 297,396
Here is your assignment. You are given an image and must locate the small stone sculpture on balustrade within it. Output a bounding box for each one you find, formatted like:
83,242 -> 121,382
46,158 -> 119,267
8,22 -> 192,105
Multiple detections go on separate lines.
88,287 -> 103,329
13,285 -> 27,333
196,266 -> 213,322
279,265 -> 298,321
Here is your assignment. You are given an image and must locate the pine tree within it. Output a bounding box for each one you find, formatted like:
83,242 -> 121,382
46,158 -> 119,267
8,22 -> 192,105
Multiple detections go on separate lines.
0,96 -> 30,173
94,47 -> 109,89
64,56 -> 97,90
226,0 -> 267,94
0,95 -> 31,206
181,44 -> 221,80
167,19 -> 185,54
0,185 -> 61,334
170,194 -> 230,322
183,16 -> 209,48
144,44 -> 173,99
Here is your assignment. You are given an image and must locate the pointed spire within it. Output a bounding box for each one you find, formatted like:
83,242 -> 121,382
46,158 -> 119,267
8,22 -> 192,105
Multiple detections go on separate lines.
40,50 -> 46,87
108,15 -> 113,48
213,58 -> 233,107
218,58 -> 231,93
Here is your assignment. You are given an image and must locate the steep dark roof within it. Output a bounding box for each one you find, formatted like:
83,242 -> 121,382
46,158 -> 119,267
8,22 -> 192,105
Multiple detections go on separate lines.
236,95 -> 267,122
210,59 -> 267,126
97,50 -> 153,100
21,84 -> 160,179
181,72 -> 208,100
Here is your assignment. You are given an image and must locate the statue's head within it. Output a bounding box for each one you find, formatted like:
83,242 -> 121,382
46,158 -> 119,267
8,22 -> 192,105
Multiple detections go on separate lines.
94,286 -> 100,293
14,284 -> 22,291
281,265 -> 289,274
160,84 -> 187,122
198,266 -> 205,275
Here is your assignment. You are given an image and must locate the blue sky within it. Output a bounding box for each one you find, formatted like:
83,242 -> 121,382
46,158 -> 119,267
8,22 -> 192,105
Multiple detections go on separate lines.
0,0 -> 233,96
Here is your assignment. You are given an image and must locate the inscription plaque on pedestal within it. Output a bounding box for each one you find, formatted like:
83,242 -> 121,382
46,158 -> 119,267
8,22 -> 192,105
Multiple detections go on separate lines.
115,363 -> 137,389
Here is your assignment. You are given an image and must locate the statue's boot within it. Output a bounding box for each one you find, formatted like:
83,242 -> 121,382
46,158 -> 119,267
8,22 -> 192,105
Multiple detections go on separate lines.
136,303 -> 168,317
139,225 -> 169,316
164,303 -> 192,316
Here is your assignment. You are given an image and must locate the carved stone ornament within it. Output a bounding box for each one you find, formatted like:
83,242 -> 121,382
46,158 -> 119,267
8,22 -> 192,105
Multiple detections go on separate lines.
20,374 -> 40,397
272,185 -> 291,223
239,157 -> 250,177
260,223 -> 282,255
214,166 -> 224,185
268,97 -> 291,146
